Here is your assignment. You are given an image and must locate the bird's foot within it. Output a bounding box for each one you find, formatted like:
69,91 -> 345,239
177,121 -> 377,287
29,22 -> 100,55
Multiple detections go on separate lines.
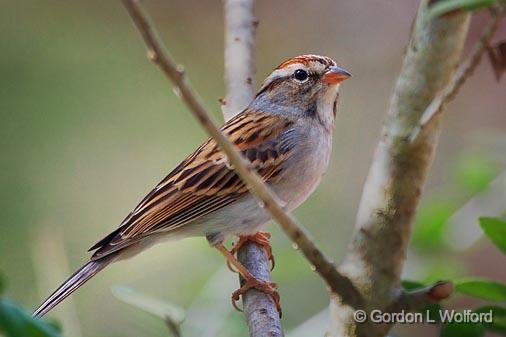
227,231 -> 275,271
215,244 -> 282,316
231,276 -> 281,316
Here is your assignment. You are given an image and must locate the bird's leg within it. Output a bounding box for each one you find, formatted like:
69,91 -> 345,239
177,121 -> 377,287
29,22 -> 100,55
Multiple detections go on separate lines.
215,244 -> 281,314
227,231 -> 275,271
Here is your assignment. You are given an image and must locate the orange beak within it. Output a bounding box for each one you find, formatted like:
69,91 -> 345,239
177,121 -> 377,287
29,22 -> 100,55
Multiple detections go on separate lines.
323,66 -> 351,84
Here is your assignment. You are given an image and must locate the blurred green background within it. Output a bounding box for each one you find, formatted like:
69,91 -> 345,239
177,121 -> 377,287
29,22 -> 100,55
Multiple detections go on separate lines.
1,1 -> 505,336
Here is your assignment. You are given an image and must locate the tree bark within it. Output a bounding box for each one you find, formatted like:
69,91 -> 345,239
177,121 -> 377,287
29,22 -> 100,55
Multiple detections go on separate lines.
237,243 -> 284,337
329,1 -> 471,336
222,0 -> 257,121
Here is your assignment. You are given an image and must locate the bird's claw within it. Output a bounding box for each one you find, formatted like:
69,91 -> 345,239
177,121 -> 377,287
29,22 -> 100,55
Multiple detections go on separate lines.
227,231 -> 275,271
231,277 -> 282,317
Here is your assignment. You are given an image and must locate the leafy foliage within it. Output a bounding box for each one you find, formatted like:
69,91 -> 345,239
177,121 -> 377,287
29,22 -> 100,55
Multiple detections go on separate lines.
440,306 -> 506,336
440,320 -> 486,337
475,305 -> 506,334
0,300 -> 61,337
0,272 -> 61,337
455,278 -> 506,301
427,0 -> 501,18
410,206 -> 506,337
479,217 -> 506,254
401,280 -> 426,291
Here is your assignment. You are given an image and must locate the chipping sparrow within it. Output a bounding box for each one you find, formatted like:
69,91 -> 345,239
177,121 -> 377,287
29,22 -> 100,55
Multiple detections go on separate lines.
34,54 -> 350,317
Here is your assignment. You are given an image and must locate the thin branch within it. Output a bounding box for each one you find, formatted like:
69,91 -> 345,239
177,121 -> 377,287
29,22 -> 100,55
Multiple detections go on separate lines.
164,316 -> 182,337
237,242 -> 283,337
409,4 -> 506,143
222,1 -> 282,335
386,281 -> 454,314
222,0 -> 257,121
487,41 -> 506,81
121,0 -> 363,312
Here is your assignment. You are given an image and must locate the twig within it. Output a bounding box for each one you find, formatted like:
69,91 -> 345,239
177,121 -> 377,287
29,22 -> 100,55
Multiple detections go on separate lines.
164,316 -> 182,337
121,0 -> 363,312
222,0 -> 257,121
487,41 -> 506,81
221,1 -> 283,335
409,4 -> 506,143
386,281 -> 454,314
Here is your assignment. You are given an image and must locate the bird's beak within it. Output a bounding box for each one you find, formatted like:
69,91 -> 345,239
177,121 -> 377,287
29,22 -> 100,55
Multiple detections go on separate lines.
323,66 -> 351,84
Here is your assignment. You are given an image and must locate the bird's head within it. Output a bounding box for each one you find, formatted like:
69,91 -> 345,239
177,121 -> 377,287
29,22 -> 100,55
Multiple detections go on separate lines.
250,54 -> 351,127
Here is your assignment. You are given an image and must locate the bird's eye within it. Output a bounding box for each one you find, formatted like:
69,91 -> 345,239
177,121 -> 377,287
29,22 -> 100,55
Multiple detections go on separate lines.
293,69 -> 308,82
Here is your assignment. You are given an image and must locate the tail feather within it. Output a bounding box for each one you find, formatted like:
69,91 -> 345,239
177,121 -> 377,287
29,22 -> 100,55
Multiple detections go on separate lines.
33,258 -> 112,317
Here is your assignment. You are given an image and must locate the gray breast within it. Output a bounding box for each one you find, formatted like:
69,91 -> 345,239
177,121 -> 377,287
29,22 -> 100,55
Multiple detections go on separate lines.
272,123 -> 332,211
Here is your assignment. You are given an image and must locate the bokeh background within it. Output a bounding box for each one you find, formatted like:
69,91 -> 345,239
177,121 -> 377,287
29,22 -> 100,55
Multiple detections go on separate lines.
1,1 -> 505,336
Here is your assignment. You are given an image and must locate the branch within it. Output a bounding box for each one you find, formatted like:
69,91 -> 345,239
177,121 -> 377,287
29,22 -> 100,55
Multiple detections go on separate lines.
164,316 -> 182,337
387,281 -> 454,314
222,0 -> 257,121
409,4 -> 506,143
487,41 -> 506,81
121,0 -> 363,312
330,1 -> 471,336
237,242 -> 283,337
222,1 -> 282,335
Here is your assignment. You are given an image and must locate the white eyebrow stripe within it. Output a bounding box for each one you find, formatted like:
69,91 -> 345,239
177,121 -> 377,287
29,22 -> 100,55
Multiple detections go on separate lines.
266,61 -> 326,83
258,56 -> 335,92
258,63 -> 304,92
271,63 -> 306,78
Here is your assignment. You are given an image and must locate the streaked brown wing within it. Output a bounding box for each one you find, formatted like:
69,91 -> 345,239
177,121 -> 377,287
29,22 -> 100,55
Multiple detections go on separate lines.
90,110 -> 296,259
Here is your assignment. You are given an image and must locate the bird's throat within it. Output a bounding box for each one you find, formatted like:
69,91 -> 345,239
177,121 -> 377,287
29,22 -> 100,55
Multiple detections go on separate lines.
316,85 -> 340,131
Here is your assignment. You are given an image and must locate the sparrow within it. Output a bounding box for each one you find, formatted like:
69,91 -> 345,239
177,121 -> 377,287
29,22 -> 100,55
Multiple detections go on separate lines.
33,54 -> 351,317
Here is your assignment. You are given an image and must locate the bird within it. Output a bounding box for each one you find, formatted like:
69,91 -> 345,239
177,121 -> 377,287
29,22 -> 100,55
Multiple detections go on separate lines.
33,54 -> 351,318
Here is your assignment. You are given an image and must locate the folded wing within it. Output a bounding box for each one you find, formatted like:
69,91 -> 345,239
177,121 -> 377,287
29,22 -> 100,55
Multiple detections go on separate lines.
89,110 -> 296,259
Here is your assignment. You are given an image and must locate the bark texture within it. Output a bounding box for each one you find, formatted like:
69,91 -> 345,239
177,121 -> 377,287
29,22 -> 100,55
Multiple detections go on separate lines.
238,244 -> 284,337
329,2 -> 471,336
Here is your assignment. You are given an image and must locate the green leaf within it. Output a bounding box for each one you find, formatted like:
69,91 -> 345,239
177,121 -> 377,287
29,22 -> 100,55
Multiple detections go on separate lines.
479,217 -> 506,255
475,305 -> 506,334
111,286 -> 185,324
455,278 -> 506,301
401,280 -> 426,291
425,304 -> 444,323
427,0 -> 500,19
0,299 -> 60,337
440,321 -> 485,337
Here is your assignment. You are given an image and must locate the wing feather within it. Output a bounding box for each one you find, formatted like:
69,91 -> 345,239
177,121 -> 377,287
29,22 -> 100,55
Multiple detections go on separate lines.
90,110 -> 296,259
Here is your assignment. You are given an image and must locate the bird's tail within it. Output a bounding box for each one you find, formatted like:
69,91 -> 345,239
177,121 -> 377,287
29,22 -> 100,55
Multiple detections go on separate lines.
33,256 -> 113,318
